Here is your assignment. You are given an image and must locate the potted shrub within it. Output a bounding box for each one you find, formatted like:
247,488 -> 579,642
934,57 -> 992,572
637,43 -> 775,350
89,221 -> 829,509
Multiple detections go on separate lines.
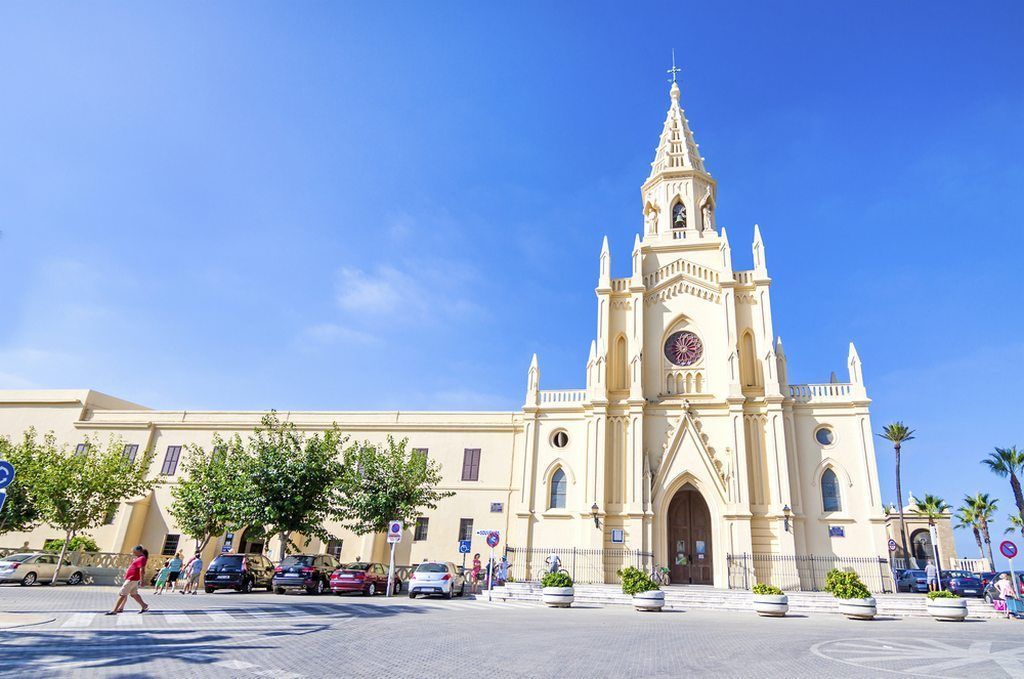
751,583 -> 788,617
540,571 -> 574,608
825,568 -> 876,620
926,590 -> 967,621
617,566 -> 664,612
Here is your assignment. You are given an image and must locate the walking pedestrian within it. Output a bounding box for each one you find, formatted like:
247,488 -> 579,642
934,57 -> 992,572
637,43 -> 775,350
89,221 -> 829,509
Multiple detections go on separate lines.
497,556 -> 508,585
106,546 -> 149,615
154,561 -> 171,594
924,561 -> 939,593
471,553 -> 482,594
995,573 -> 1018,619
180,551 -> 204,595
166,552 -> 183,592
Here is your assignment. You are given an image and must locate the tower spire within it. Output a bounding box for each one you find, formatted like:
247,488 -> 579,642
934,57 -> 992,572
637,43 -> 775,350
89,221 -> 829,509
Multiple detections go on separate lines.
667,49 -> 681,84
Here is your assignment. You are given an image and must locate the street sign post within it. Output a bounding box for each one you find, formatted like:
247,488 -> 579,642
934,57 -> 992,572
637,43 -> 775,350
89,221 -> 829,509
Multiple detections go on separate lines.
929,525 -> 943,591
485,531 -> 500,601
386,520 -> 403,598
1001,540 -> 1019,597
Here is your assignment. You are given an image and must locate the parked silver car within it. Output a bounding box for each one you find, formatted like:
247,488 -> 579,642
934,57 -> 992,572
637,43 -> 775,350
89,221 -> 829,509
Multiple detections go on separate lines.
0,553 -> 85,586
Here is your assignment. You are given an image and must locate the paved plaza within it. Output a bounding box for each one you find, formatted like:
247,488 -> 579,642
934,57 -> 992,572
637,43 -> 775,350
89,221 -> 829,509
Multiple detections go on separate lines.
0,586 -> 1021,678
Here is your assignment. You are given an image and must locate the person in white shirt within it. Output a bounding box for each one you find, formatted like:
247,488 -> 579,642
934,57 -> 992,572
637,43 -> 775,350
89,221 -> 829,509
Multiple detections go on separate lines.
924,562 -> 939,592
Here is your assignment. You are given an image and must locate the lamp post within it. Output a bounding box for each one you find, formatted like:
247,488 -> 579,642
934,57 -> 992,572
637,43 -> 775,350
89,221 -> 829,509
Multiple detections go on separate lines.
591,502 -> 600,528
782,505 -> 792,533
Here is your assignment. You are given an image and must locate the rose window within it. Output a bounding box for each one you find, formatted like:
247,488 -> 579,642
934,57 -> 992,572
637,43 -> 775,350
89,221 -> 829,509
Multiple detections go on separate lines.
664,331 -> 703,366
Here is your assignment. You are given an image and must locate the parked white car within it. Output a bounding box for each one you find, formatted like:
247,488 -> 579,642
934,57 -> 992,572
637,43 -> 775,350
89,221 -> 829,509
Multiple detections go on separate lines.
0,553 -> 85,586
408,561 -> 466,599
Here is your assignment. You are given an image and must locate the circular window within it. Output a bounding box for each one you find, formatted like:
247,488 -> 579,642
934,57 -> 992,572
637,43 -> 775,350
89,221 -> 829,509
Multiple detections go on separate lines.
551,431 -> 569,448
664,331 -> 703,366
815,427 -> 835,446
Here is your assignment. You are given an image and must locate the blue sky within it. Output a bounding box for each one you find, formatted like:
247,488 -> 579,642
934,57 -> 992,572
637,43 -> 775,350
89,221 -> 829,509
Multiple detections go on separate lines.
1,2 -> 1022,564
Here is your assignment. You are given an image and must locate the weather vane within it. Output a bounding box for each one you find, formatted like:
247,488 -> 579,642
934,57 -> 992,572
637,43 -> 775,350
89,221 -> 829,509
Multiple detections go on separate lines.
667,48 -> 681,84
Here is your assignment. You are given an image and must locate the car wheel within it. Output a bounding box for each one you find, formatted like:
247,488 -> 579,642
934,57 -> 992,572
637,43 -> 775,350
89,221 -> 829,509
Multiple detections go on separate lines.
459,583 -> 466,597
984,593 -> 993,604
205,587 -> 215,594
316,579 -> 326,595
444,586 -> 454,600
66,572 -> 83,586
20,572 -> 37,586
408,592 -> 416,599
366,583 -> 376,597
275,587 -> 285,595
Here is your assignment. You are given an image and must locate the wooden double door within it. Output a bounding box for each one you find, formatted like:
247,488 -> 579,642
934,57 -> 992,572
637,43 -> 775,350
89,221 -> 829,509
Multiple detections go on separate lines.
667,486 -> 713,585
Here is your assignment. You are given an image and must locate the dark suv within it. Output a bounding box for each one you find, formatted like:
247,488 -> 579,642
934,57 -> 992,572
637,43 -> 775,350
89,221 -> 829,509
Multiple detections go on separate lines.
204,553 -> 275,593
273,554 -> 340,595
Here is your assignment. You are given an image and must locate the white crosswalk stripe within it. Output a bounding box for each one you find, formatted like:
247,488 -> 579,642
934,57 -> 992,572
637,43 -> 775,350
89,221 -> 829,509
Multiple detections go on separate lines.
116,613 -> 144,625
60,613 -> 96,628
164,614 -> 191,625
206,612 -> 235,624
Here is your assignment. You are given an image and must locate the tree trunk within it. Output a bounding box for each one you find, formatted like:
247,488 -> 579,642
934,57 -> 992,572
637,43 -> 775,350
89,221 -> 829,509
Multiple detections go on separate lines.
972,526 -> 984,560
1011,473 -> 1024,529
894,445 -> 911,566
52,528 -> 74,585
980,519 -> 996,569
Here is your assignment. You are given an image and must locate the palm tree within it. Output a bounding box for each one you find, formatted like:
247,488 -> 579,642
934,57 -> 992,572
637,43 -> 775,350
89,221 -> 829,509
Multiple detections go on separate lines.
1005,515 -> 1024,537
982,446 -> 1024,530
953,504 -> 984,560
915,493 -> 951,569
878,422 -> 915,565
964,492 -> 999,568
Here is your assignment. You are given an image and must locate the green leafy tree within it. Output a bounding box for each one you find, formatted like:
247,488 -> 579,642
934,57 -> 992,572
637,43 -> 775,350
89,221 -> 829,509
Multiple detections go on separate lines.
982,446 -> 1024,532
1004,514 -> 1024,537
30,434 -> 155,583
963,492 -> 998,568
953,504 -> 984,561
234,412 -> 349,558
878,422 -> 915,565
44,535 -> 100,553
335,436 -> 454,536
0,429 -> 46,536
169,434 -> 246,552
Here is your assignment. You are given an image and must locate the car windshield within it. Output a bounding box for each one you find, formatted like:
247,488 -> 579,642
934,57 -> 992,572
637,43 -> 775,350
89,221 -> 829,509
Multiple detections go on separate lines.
416,563 -> 448,573
342,562 -> 369,570
1,554 -> 34,563
280,556 -> 315,567
944,571 -> 972,578
209,555 -> 243,572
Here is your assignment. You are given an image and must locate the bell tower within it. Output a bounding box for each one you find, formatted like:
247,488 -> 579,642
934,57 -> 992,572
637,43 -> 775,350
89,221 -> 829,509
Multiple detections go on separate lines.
641,78 -> 717,243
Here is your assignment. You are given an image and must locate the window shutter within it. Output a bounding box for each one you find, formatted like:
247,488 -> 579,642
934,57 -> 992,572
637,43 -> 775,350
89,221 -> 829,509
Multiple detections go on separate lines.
462,449 -> 481,481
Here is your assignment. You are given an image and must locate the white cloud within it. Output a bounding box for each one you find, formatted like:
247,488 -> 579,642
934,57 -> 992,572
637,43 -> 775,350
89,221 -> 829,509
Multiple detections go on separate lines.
334,262 -> 483,323
335,266 -> 410,314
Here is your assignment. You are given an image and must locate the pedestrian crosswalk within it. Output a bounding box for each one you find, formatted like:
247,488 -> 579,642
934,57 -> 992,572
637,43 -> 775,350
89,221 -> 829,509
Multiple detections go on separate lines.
53,597 -> 540,630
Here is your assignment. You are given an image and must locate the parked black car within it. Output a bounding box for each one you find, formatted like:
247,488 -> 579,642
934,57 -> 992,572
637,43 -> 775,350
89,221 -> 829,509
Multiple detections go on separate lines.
983,571 -> 1024,604
940,570 -> 983,597
895,569 -> 928,593
204,553 -> 275,593
273,554 -> 341,595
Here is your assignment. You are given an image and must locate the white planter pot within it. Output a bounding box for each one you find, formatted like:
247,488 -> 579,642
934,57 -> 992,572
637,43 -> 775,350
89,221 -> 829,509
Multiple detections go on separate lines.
927,597 -> 967,622
542,586 -> 574,608
837,597 -> 877,620
633,590 -> 665,611
752,594 -> 789,617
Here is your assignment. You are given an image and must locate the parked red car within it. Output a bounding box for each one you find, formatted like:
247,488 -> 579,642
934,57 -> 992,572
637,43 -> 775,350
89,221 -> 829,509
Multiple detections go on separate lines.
330,562 -> 401,596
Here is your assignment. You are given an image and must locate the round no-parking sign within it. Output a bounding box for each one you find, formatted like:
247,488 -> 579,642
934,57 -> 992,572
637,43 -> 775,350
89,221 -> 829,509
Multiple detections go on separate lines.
387,520 -> 403,544
486,531 -> 500,548
1000,540 -> 1018,559
887,539 -> 897,552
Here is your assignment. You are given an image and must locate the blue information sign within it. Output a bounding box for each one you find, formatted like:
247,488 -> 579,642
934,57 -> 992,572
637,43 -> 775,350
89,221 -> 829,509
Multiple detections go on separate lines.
0,461 -> 15,490
458,540 -> 471,554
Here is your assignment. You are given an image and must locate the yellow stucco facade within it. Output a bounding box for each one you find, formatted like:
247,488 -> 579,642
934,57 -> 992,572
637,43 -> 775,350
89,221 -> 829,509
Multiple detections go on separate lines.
0,81 -> 889,587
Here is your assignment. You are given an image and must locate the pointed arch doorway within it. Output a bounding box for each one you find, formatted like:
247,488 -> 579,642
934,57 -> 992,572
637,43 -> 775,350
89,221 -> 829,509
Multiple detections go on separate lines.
667,484 -> 713,585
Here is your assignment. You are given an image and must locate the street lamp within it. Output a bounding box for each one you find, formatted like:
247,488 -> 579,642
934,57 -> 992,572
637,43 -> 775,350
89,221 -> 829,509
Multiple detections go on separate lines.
782,505 -> 792,532
591,502 -> 600,528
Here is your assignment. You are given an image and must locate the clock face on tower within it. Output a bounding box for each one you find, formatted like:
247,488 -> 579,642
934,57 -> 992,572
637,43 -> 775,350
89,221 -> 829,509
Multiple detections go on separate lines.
664,331 -> 703,366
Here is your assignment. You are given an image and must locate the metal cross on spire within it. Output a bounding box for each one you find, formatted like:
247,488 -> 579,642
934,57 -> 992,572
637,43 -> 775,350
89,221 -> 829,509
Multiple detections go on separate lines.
666,49 -> 681,84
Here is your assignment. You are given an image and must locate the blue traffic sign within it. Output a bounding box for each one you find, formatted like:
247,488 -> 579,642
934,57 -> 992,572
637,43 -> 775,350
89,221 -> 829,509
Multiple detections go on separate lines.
458,540 -> 471,554
486,531 -> 500,548
0,461 -> 14,490
0,491 -> 6,514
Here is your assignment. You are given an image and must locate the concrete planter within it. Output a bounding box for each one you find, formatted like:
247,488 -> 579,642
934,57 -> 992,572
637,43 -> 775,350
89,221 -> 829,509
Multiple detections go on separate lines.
752,593 -> 789,617
837,597 -> 877,620
633,590 -> 665,611
927,597 -> 967,622
541,586 -> 574,608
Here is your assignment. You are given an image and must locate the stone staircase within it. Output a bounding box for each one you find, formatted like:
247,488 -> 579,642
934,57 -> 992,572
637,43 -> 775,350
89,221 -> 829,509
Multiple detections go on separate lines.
493,582 -> 1001,619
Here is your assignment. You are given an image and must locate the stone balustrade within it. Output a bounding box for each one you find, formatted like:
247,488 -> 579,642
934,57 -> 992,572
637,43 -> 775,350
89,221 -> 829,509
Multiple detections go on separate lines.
787,383 -> 852,403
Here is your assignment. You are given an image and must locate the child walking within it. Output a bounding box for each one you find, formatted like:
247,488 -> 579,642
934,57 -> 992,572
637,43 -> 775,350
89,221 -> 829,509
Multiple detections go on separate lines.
154,561 -> 171,594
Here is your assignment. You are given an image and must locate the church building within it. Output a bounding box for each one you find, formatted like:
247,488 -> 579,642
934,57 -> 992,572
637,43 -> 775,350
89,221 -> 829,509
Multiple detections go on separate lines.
0,78 -> 889,590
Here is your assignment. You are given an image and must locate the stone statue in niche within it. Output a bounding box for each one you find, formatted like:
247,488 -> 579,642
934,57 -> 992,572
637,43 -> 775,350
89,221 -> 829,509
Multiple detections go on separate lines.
702,203 -> 713,233
645,209 -> 657,234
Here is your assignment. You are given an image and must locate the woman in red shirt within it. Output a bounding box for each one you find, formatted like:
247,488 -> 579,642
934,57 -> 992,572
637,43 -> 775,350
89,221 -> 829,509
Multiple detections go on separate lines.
107,545 -> 149,615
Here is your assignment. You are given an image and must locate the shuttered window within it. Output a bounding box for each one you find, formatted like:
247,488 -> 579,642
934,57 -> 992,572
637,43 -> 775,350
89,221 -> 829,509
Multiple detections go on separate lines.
414,517 -> 429,541
412,448 -> 428,462
161,534 -> 180,556
458,518 -> 474,542
123,444 -> 139,464
160,446 -> 182,475
461,448 -> 481,481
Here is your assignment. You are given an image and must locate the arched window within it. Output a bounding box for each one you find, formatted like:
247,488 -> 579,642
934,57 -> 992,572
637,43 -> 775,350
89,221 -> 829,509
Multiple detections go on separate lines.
911,529 -> 933,563
549,468 -> 567,509
671,201 -> 687,229
821,468 -> 841,512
